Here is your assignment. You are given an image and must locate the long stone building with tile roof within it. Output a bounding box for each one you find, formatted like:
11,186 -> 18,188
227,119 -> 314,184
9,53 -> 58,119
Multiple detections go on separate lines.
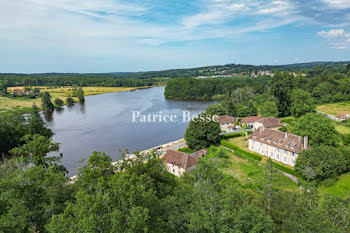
248,127 -> 310,166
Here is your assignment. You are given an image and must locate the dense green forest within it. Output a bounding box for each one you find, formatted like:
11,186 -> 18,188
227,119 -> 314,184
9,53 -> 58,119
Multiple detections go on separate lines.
1,61 -> 349,88
164,76 -> 270,100
165,64 -> 350,115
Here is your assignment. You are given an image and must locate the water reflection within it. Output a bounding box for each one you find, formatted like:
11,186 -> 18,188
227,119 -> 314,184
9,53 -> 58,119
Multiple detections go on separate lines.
46,87 -> 218,175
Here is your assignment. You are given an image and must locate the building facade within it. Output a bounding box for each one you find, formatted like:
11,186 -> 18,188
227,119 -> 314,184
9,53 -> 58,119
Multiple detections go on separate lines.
248,127 -> 310,166
253,117 -> 283,131
214,115 -> 236,132
163,149 -> 207,177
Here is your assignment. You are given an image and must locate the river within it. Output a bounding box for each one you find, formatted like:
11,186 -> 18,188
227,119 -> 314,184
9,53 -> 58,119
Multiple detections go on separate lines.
44,86 -> 217,175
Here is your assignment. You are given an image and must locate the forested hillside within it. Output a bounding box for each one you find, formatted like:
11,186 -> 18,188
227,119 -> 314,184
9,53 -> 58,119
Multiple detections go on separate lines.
1,61 -> 349,88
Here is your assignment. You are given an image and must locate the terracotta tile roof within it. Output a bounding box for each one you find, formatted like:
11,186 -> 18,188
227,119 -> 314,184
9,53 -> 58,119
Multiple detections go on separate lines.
257,117 -> 282,128
336,112 -> 348,119
163,149 -> 199,169
248,128 -> 310,154
242,116 -> 262,124
214,115 -> 236,125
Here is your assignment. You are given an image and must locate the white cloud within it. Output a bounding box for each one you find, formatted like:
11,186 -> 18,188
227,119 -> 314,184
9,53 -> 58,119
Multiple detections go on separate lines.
318,29 -> 350,49
322,0 -> 350,9
318,29 -> 349,38
182,0 -> 296,29
257,0 -> 291,15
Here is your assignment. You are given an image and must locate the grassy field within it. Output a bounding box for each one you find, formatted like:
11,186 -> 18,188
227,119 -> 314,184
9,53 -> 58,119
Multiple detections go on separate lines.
318,173 -> 350,198
208,147 -> 300,192
225,136 -> 350,197
0,86 -> 142,113
317,101 -> 350,116
335,124 -> 350,134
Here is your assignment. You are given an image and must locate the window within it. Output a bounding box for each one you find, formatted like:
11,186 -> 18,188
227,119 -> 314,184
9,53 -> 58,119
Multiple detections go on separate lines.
271,152 -> 274,158
284,157 -> 288,163
173,168 -> 175,173
291,159 -> 295,165
276,155 -> 279,160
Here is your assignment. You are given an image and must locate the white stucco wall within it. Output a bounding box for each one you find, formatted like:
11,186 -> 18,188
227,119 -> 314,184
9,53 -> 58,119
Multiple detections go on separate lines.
221,123 -> 235,132
248,139 -> 298,166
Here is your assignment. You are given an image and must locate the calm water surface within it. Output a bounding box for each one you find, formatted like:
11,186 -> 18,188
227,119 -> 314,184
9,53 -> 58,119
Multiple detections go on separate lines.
44,87 -> 217,175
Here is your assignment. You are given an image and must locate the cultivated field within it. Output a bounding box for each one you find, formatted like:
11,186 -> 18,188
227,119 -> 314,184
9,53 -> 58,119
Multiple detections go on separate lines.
0,86 -> 141,113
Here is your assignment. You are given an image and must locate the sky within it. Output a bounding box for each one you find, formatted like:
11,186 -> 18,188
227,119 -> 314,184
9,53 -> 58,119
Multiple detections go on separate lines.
0,0 -> 350,73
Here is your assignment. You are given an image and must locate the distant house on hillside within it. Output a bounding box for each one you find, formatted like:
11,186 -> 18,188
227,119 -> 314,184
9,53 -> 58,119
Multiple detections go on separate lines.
248,127 -> 310,166
241,116 -> 262,128
253,117 -> 283,131
12,89 -> 25,96
336,112 -> 349,122
214,115 -> 236,132
163,149 -> 207,177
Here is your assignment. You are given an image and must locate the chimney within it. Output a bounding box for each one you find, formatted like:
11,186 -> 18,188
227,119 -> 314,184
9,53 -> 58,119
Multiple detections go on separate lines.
304,136 -> 308,149
285,132 -> 289,138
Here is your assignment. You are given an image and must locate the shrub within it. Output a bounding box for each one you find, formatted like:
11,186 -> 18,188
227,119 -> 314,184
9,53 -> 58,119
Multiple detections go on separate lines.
221,131 -> 252,139
66,97 -> 75,105
178,147 -> 194,154
220,140 -> 261,161
54,98 -> 64,106
271,161 -> 301,178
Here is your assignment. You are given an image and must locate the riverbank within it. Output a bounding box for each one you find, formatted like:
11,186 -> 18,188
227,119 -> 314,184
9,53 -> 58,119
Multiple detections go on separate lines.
0,86 -> 149,113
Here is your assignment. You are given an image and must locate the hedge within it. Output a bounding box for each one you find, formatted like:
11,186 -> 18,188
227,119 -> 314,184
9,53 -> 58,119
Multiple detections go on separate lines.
221,131 -> 252,139
220,140 -> 261,161
220,140 -> 302,178
271,161 -> 302,178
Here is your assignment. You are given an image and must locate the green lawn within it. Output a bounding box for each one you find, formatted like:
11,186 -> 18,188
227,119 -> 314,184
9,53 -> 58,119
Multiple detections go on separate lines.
205,146 -> 300,192
225,136 -> 350,197
318,173 -> 350,198
335,124 -> 350,134
317,101 -> 350,116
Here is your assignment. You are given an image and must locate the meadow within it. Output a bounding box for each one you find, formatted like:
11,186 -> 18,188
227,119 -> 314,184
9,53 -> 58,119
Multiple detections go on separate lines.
224,136 -> 350,198
317,101 -> 350,116
0,86 -> 142,113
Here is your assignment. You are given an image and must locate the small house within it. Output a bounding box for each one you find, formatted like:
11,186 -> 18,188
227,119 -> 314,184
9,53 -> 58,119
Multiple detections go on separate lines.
253,117 -> 283,131
163,149 -> 207,177
214,115 -> 236,132
241,116 -> 262,128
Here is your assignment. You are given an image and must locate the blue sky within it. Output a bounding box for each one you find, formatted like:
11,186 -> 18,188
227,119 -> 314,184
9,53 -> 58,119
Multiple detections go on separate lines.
1,0 -> 350,73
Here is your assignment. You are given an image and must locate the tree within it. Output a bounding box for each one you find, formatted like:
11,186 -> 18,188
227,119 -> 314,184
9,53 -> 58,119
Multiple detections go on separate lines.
237,101 -> 258,117
270,71 -> 295,117
54,97 -> 64,106
185,113 -> 221,150
0,111 -> 27,155
260,101 -> 279,117
10,134 -> 65,172
290,89 -> 315,117
292,113 -> 341,147
295,146 -> 349,181
0,80 -> 8,96
205,104 -> 227,116
221,96 -> 237,116
41,91 -> 54,111
66,97 -> 75,105
76,87 -> 85,102
27,104 -> 53,138
0,161 -> 69,233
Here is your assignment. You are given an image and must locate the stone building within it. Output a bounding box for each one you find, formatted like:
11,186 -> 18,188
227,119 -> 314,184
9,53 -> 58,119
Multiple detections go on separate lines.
214,115 -> 236,132
163,149 -> 207,177
241,116 -> 262,128
253,117 -> 283,131
248,127 -> 310,166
